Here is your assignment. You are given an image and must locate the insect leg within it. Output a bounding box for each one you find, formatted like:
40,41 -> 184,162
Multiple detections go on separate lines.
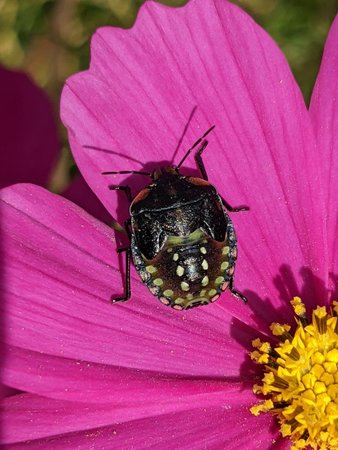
108,185 -> 133,235
220,197 -> 249,213
195,140 -> 210,180
195,143 -> 249,212
124,218 -> 132,240
108,186 -> 133,303
108,185 -> 132,203
229,277 -> 248,303
112,246 -> 131,303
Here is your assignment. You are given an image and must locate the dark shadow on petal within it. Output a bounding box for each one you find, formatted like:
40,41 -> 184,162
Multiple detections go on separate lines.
229,316 -> 262,379
329,271 -> 338,300
63,174 -> 114,226
240,264 -> 334,334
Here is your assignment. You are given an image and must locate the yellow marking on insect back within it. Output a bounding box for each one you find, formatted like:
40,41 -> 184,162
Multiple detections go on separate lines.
173,253 -> 179,261
163,289 -> 173,297
201,276 -> 209,287
221,261 -> 229,271
250,298 -> 338,450
215,276 -> 225,285
166,229 -> 205,246
176,265 -> 184,277
181,282 -> 190,291
146,265 -> 157,274
200,247 -> 207,254
202,259 -> 208,270
186,293 -> 194,300
175,297 -> 185,304
166,236 -> 184,246
208,289 -> 217,297
200,289 -> 206,297
222,246 -> 230,255
185,297 -> 209,308
153,278 -> 163,286
187,229 -> 205,241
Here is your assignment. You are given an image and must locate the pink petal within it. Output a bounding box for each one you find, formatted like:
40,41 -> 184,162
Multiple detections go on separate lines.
0,66 -> 59,189
309,15 -> 338,294
2,386 -> 277,449
61,0 -> 327,318
1,183 -> 263,401
3,344 -> 260,403
63,173 -> 113,225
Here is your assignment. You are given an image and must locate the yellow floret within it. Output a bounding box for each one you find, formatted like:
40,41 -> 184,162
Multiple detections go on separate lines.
250,299 -> 338,450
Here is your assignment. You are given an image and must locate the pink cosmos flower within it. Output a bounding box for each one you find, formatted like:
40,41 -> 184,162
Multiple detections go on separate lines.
1,0 -> 337,448
0,66 -> 59,189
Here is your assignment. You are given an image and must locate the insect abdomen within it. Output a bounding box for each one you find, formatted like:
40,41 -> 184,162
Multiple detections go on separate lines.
131,222 -> 237,310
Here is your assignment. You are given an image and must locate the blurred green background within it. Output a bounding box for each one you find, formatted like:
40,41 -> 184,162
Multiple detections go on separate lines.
0,0 -> 336,191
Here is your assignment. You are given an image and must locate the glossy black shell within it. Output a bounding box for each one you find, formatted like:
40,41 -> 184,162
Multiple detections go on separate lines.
130,172 -> 237,310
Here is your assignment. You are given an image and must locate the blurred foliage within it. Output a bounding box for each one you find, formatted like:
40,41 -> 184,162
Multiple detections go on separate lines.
0,0 -> 336,190
238,0 -> 337,102
0,0 -> 188,102
1,0 -> 336,102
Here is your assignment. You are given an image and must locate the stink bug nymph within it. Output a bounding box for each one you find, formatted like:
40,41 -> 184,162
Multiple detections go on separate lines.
103,126 -> 249,310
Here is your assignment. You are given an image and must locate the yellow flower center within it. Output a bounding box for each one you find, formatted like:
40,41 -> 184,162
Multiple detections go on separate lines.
250,297 -> 338,450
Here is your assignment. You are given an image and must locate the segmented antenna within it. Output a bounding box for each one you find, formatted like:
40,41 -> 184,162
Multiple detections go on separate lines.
176,125 -> 215,169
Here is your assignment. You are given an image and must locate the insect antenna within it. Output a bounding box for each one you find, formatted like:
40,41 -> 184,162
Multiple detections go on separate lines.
176,125 -> 215,169
172,105 -> 197,162
102,170 -> 151,176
